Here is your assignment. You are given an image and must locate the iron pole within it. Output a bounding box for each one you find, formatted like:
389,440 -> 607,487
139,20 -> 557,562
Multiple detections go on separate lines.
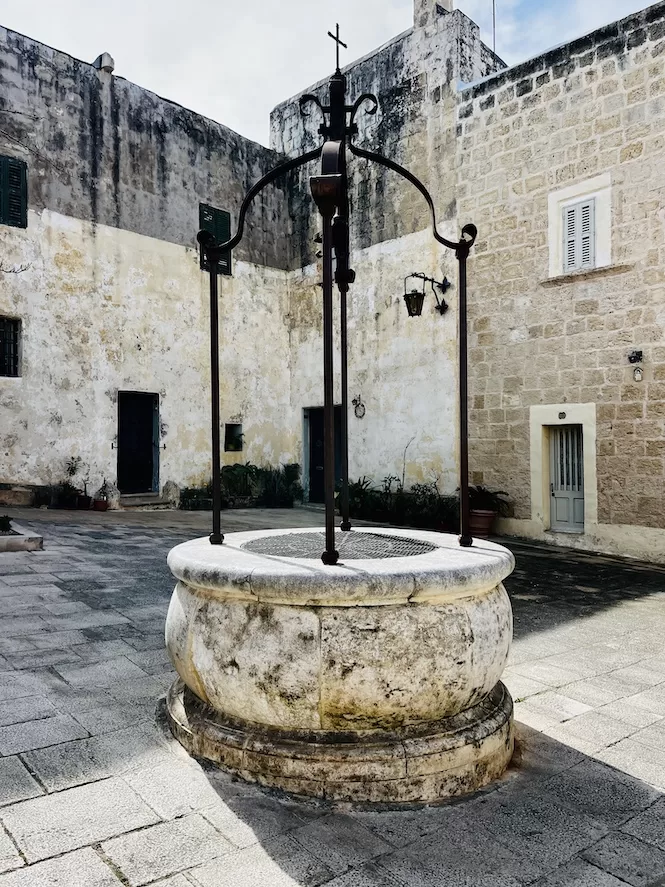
208,258 -> 224,545
493,0 -> 496,56
321,214 -> 339,564
458,246 -> 472,547
339,275 -> 351,531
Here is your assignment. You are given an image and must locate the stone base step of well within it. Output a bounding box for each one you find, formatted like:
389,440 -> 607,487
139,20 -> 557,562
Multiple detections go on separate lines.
165,679 -> 514,804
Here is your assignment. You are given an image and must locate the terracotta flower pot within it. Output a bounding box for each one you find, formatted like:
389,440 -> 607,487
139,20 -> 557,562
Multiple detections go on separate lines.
469,509 -> 497,539
77,495 -> 92,510
93,499 -> 108,512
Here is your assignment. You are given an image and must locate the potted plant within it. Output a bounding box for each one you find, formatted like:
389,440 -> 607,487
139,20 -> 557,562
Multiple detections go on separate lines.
468,486 -> 510,538
93,480 -> 109,512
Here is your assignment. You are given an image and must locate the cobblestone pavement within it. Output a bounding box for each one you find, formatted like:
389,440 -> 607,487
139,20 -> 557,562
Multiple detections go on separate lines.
0,509 -> 664,886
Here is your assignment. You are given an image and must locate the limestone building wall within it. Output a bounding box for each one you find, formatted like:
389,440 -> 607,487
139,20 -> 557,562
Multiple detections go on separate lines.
456,2 -> 665,559
0,26 -> 296,497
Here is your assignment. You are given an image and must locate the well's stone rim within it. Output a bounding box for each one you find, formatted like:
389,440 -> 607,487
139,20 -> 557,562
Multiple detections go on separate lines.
167,527 -> 515,605
165,678 -> 514,804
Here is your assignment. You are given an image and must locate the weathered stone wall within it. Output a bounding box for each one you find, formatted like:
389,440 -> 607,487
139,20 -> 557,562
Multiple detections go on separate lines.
0,26 -> 289,269
0,210 -> 296,494
271,8 -> 503,269
0,26 -> 299,495
273,6 -> 501,491
287,230 -> 460,492
457,2 -> 665,552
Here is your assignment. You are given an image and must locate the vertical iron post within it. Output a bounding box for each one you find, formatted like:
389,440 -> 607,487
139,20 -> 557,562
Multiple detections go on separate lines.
339,288 -> 351,530
493,0 -> 496,55
457,244 -> 472,547
327,70 -> 352,533
208,254 -> 224,545
321,213 -> 339,564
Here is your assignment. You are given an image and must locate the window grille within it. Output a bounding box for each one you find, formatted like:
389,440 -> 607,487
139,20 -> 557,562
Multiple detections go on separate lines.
0,318 -> 20,377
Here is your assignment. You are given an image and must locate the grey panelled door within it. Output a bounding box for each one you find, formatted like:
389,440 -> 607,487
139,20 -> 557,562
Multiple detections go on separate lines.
550,425 -> 585,532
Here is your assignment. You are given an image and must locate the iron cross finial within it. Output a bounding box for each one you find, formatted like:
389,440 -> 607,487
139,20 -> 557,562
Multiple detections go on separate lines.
327,23 -> 347,72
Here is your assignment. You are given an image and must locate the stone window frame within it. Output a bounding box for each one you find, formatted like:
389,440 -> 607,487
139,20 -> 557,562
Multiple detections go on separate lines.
548,174 -> 611,278
529,403 -> 598,533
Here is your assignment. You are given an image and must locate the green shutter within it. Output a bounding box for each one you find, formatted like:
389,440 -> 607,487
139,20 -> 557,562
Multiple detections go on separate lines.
0,156 -> 28,229
199,204 -> 232,275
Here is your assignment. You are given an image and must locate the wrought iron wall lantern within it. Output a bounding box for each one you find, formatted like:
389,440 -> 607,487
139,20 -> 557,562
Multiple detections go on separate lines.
404,273 -> 450,317
198,25 -> 478,562
404,275 -> 425,317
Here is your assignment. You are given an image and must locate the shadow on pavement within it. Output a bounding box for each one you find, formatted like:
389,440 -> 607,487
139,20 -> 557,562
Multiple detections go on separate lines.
184,720 -> 665,886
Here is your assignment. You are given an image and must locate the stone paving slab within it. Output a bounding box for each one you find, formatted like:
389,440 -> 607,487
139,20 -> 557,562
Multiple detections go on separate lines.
581,831 -> 665,886
0,848 -> 120,886
0,757 -> 43,807
0,511 -> 664,885
0,826 -> 23,875
101,814 -> 234,886
0,712 -> 88,755
0,777 -> 159,862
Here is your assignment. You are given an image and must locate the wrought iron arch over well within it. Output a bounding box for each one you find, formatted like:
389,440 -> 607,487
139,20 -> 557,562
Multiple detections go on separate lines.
198,28 -> 478,564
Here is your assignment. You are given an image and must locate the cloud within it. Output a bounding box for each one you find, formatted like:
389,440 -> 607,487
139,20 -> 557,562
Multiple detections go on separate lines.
0,0 -> 653,145
457,0 -> 649,66
1,0 -> 412,145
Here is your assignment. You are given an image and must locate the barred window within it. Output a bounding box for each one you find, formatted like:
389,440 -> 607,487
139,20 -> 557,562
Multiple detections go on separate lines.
0,317 -> 20,377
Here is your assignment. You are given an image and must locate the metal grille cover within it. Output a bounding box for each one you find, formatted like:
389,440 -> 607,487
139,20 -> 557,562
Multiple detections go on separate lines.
241,531 -> 437,560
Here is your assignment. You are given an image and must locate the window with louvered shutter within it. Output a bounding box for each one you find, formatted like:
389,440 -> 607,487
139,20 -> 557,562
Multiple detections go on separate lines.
199,204 -> 232,275
0,156 -> 28,229
562,199 -> 595,273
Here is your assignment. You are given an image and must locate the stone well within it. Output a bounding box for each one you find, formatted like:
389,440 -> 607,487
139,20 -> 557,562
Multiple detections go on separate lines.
164,527 -> 515,803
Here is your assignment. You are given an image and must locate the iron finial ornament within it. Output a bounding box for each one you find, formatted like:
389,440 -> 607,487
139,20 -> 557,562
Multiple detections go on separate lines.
198,32 -> 478,561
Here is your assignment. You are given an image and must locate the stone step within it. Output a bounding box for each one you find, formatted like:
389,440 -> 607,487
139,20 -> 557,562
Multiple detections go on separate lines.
119,493 -> 171,510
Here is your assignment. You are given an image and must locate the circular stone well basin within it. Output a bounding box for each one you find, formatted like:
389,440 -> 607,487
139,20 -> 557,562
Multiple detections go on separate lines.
165,527 -> 515,802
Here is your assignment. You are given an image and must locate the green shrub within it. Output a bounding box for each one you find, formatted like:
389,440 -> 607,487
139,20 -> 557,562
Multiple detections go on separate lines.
255,464 -> 303,508
179,463 -> 303,511
49,481 -> 79,509
468,485 -> 511,516
347,477 -> 459,531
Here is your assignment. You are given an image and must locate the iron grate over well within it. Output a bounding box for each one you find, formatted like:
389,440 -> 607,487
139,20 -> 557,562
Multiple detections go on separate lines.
241,531 -> 437,560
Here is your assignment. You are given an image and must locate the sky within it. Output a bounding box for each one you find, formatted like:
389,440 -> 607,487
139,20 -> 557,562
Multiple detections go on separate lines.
0,0 -> 652,146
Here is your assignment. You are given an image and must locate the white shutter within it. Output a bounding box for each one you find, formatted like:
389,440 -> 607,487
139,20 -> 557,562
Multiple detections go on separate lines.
562,198 -> 596,273
563,205 -> 578,273
580,200 -> 595,269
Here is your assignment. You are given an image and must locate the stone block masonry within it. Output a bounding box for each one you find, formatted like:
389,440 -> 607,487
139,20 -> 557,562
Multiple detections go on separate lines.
457,1 -> 665,558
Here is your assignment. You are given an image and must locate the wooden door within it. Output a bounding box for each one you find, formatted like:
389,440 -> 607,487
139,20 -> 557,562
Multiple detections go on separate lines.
307,406 -> 342,504
117,392 -> 159,494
